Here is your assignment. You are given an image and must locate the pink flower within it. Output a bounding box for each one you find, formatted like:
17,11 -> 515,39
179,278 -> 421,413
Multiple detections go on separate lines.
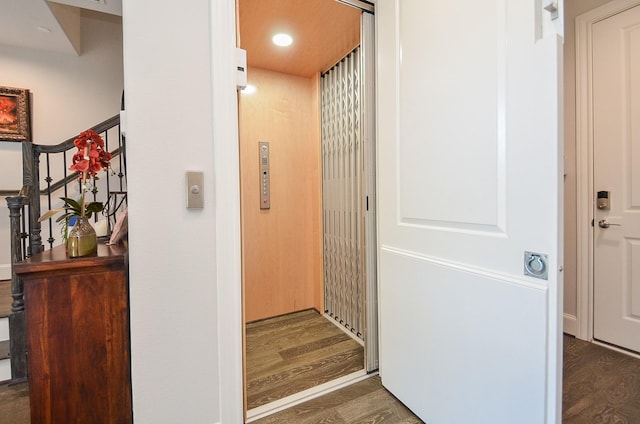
70,129 -> 110,179
70,158 -> 89,173
68,128 -> 112,217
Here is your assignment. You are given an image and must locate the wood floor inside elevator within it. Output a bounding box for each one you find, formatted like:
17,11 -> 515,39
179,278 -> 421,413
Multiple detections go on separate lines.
246,309 -> 364,410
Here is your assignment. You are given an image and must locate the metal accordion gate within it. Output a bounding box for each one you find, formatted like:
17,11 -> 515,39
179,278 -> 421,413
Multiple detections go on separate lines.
321,47 -> 366,340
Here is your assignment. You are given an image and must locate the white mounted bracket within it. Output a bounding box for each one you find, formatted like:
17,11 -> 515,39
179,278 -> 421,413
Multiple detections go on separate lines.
119,110 -> 126,137
544,1 -> 559,20
236,48 -> 247,90
537,0 -> 564,40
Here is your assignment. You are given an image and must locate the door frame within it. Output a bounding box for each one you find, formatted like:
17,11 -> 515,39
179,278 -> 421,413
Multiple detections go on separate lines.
216,0 -> 563,421
236,1 -> 379,421
575,0 -> 640,342
211,1 -> 244,422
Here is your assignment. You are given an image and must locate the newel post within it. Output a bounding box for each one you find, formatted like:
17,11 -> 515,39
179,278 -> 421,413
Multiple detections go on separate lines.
6,195 -> 27,381
22,141 -> 43,256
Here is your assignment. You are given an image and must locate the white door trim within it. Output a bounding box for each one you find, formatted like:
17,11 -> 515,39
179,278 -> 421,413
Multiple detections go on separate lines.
211,1 -> 244,422
361,11 -> 379,373
575,0 -> 640,342
213,1 -> 379,420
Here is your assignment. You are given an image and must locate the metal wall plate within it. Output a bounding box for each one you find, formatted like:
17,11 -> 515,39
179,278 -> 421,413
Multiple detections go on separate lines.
259,141 -> 270,209
524,251 -> 548,280
186,171 -> 204,209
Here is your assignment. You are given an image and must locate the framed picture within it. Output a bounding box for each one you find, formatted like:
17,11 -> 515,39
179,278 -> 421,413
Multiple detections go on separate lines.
0,86 -> 31,142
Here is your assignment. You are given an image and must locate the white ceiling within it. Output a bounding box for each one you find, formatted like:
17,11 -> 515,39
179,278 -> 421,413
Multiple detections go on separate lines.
0,0 -> 121,55
2,0 -> 359,74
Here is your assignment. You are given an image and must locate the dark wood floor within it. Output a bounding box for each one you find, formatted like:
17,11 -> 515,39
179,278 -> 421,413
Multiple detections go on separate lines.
246,309 -> 364,410
0,381 -> 29,423
252,376 -> 423,424
563,334 -> 640,423
256,334 -> 640,424
2,329 -> 640,423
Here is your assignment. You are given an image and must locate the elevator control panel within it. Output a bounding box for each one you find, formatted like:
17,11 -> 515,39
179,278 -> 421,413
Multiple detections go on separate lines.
259,141 -> 270,209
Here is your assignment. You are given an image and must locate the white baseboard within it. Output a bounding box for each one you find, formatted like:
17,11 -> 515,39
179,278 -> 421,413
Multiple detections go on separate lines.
592,340 -> 640,360
563,313 -> 577,336
0,264 -> 10,281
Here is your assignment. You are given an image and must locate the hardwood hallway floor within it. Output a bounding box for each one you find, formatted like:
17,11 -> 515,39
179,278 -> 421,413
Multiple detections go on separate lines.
563,334 -> 640,423
251,376 -> 422,424
246,309 -> 364,410
2,331 -> 640,422
253,334 -> 640,423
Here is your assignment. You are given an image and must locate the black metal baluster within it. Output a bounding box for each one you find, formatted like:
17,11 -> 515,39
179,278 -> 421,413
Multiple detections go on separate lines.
119,125 -> 126,191
30,150 -> 43,256
63,151 -> 68,200
44,153 -> 54,249
104,129 -> 112,232
20,204 -> 27,261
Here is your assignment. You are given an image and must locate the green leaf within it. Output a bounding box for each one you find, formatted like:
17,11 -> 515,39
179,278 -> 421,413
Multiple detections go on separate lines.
85,202 -> 104,214
39,197 -> 104,223
60,197 -> 82,213
55,212 -> 75,223
38,207 -> 66,222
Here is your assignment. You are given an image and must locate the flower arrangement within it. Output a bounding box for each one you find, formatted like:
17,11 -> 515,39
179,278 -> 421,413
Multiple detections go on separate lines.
39,129 -> 112,226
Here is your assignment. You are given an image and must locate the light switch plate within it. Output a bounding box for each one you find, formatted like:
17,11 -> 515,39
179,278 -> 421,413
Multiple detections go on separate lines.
186,171 -> 204,209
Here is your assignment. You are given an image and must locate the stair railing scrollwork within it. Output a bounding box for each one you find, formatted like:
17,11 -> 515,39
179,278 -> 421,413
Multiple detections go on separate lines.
5,114 -> 126,382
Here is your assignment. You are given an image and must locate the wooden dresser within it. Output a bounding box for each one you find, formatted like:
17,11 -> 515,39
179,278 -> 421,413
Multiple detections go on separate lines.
14,243 -> 132,424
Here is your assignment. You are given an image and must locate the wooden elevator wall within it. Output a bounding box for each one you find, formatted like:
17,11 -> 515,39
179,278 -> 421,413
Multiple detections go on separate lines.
240,66 -> 323,322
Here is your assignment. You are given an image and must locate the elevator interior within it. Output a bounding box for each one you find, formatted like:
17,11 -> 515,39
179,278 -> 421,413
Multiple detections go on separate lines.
238,0 -> 372,414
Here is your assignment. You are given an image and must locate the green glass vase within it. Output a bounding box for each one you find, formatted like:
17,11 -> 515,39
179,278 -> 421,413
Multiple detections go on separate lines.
67,216 -> 97,257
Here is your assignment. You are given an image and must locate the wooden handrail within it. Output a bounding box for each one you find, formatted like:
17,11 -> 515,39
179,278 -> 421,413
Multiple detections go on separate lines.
34,115 -> 120,155
39,145 -> 124,195
1,144 -> 124,198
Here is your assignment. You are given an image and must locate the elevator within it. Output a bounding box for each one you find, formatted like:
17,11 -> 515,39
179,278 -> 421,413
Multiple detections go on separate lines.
238,0 -> 376,417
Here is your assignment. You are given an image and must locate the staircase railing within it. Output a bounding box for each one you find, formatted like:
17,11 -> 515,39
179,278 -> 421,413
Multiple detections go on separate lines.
5,114 -> 127,381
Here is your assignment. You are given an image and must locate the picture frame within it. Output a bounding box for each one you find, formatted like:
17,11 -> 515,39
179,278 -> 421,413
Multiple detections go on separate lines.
0,86 -> 31,142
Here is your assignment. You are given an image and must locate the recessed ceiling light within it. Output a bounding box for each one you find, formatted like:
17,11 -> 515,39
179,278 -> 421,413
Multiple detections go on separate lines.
272,33 -> 293,47
241,84 -> 257,95
36,26 -> 52,33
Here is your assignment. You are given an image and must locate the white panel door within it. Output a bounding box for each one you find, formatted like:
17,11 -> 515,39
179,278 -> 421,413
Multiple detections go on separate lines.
593,4 -> 640,353
376,1 -> 563,423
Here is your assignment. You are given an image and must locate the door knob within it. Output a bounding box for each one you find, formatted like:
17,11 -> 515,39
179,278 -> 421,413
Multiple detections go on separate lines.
598,219 -> 621,229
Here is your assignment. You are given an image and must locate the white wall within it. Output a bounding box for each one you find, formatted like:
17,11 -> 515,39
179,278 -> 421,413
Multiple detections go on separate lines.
563,0 -> 612,333
0,10 -> 123,280
122,1 -> 243,422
